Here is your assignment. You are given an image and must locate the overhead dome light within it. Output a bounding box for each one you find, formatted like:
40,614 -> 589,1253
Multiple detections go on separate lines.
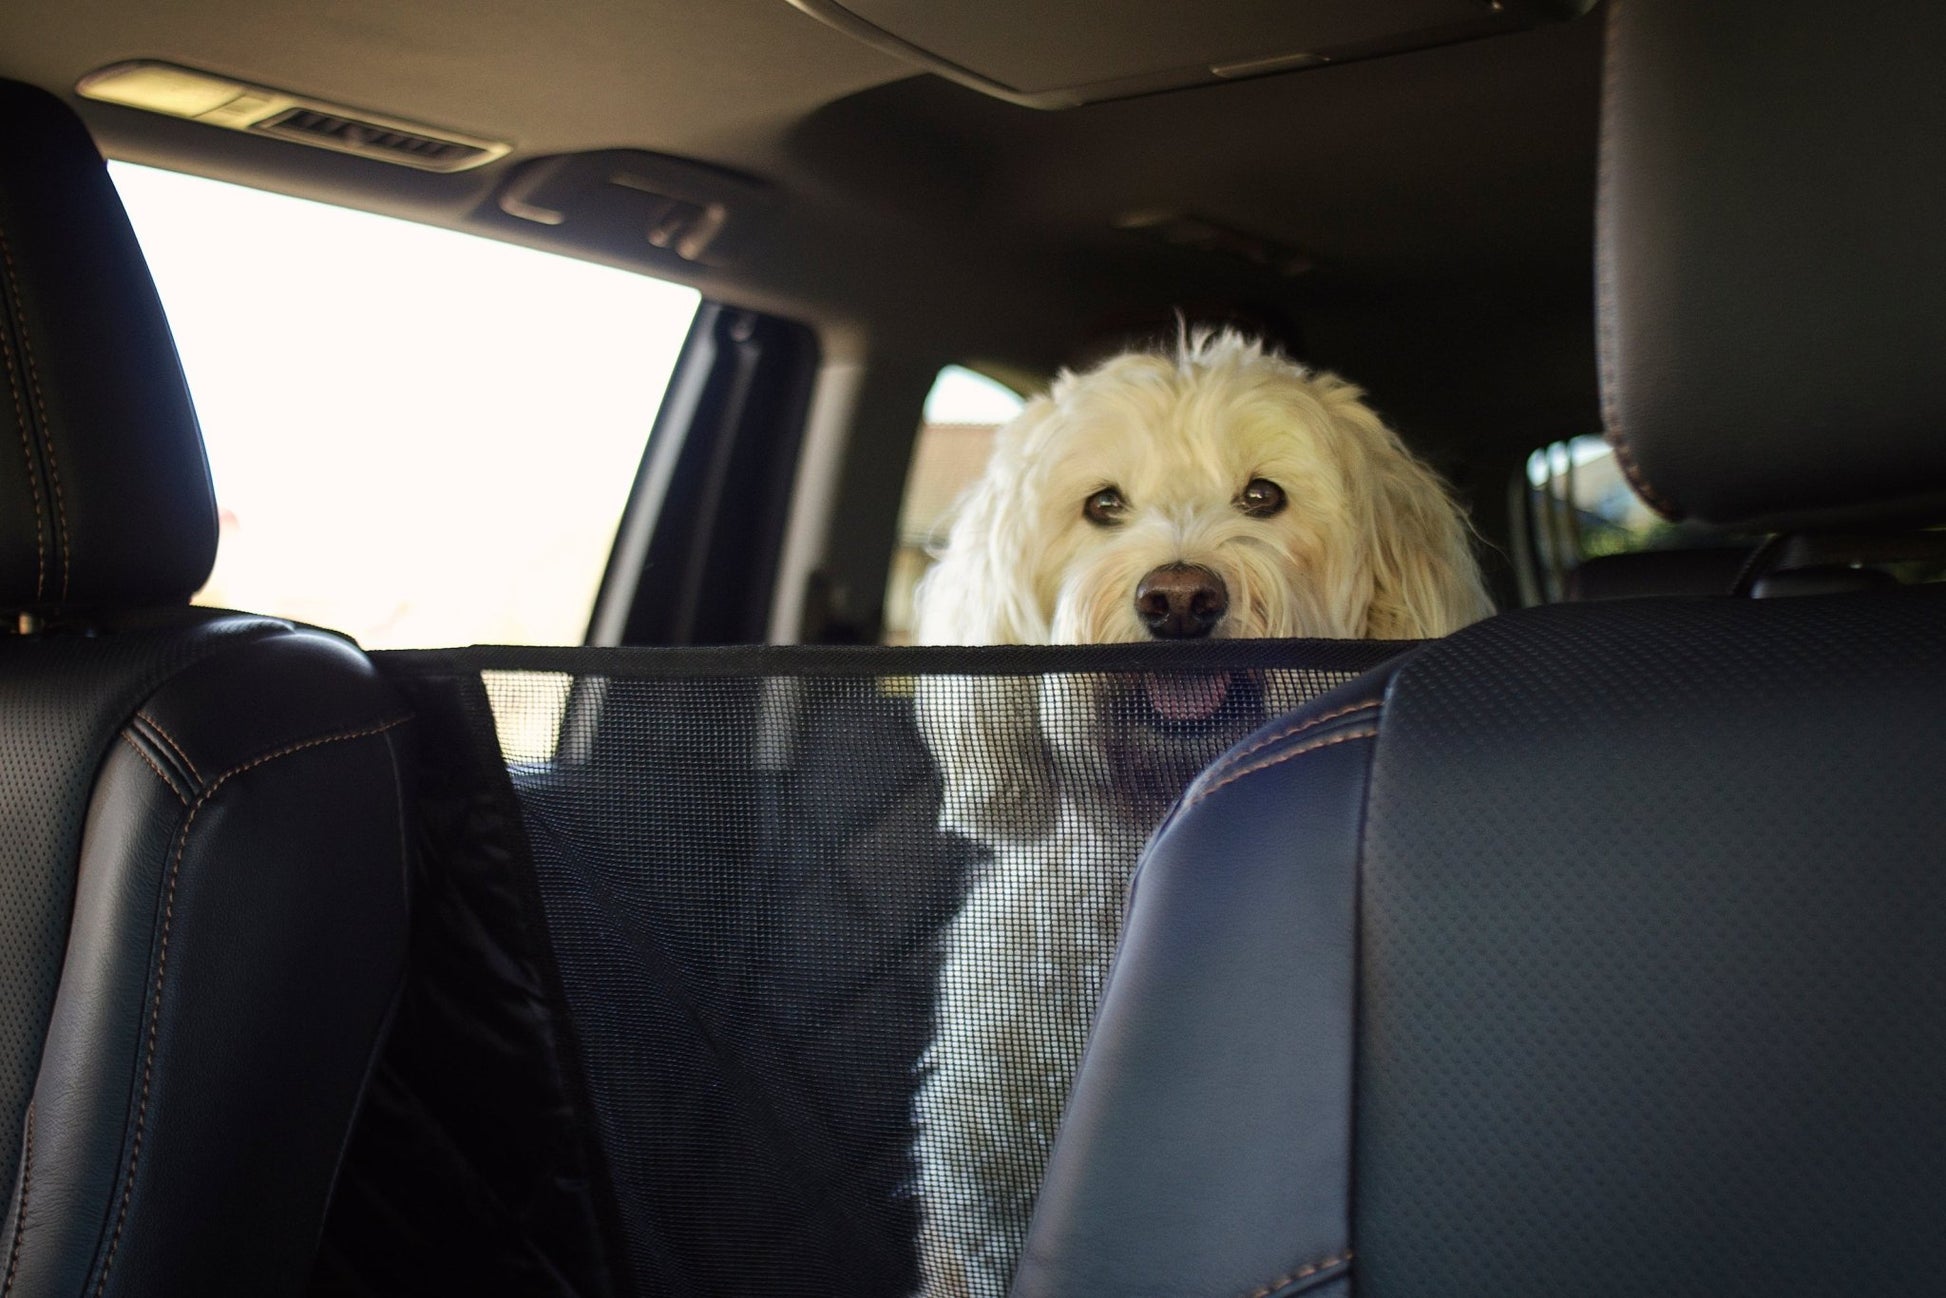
1114,211 -> 1315,279
76,62 -> 509,173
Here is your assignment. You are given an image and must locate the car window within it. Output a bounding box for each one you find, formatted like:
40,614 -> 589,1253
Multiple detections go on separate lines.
110,162 -> 701,648
880,365 -> 1027,643
1519,433 -> 1727,602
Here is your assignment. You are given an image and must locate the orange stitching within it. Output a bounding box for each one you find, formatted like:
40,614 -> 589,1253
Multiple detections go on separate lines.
0,284 -> 43,605
1593,0 -> 1622,481
91,715 -> 409,1295
118,733 -> 187,806
3,1102 -> 31,1297
0,231 -> 65,600
1601,425 -> 1678,521
1187,728 -> 1378,808
1242,1249 -> 1353,1298
135,713 -> 202,785
1592,0 -> 1678,523
1212,697 -> 1383,773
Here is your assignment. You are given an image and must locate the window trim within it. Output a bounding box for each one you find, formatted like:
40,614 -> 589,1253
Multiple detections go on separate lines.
590,303 -> 819,646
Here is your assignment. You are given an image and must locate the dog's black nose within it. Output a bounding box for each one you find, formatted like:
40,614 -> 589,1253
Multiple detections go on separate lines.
1136,564 -> 1228,639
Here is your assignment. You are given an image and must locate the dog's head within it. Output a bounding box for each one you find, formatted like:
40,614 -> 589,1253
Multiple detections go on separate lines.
914,329 -> 1492,647
913,330 -> 1492,843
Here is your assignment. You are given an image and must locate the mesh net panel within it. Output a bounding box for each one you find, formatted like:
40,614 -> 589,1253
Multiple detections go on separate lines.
435,641 -> 1400,1298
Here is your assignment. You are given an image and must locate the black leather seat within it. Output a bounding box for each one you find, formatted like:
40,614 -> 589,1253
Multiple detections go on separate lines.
1015,2 -> 1946,1295
1563,544 -> 1755,600
0,82 -> 411,1295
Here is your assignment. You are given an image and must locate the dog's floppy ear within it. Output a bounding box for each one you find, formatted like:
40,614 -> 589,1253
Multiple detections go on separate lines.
1331,392 -> 1496,639
912,400 -> 1055,646
914,674 -> 1057,845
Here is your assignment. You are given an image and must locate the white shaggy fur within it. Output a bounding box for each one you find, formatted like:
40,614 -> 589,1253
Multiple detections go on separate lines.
907,330 -> 1491,1297
914,330 -> 1489,646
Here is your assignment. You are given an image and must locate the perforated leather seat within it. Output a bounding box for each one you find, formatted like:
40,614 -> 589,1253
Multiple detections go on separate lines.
0,82 -> 411,1295
1015,3 -> 1946,1295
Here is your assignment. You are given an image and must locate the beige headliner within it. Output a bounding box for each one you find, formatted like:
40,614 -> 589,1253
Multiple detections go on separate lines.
0,0 -> 1606,464
2,0 -> 907,162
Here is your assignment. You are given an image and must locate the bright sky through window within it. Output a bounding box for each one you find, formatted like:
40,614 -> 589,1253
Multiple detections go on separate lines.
110,162 -> 701,648
924,364 -> 1026,424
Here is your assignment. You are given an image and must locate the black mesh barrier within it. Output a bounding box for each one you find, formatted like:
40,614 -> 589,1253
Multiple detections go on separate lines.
353,640 -> 1406,1298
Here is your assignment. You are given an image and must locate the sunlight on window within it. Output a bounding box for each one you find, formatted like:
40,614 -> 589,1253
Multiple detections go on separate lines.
481,669 -> 574,764
883,365 -> 1028,642
110,162 -> 701,648
923,364 -> 1029,424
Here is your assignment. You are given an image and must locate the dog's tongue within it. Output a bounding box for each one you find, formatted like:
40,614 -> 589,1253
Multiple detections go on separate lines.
1144,672 -> 1231,722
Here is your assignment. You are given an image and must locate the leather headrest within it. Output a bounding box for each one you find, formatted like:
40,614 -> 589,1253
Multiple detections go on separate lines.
1598,0 -> 1946,532
0,80 -> 216,613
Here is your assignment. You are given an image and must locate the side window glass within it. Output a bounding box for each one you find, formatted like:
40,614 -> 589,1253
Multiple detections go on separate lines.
880,366 -> 1027,643
1518,434 -> 1716,602
111,162 -> 702,648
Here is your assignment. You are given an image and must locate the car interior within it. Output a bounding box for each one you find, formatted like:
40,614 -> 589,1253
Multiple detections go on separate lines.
3,0 -> 1944,1295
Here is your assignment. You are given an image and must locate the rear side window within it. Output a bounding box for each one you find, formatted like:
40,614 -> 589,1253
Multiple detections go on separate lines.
1518,434 -> 1716,602
880,366 -> 1027,643
112,163 -> 701,647
1521,434 -> 1946,601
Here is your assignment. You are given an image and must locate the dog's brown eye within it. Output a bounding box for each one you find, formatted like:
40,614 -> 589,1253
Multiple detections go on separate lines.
1084,486 -> 1130,526
1238,478 -> 1287,517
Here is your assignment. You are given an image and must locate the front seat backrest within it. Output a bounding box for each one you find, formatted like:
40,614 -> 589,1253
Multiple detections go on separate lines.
1015,2 -> 1946,1295
0,80 -> 410,1296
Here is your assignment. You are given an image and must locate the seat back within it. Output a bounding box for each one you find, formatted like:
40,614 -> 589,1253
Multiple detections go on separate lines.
0,81 -> 410,1296
1017,2 -> 1946,1294
312,639 -> 1405,1296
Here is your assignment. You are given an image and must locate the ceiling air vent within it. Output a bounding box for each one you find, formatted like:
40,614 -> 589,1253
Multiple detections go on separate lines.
77,62 -> 509,173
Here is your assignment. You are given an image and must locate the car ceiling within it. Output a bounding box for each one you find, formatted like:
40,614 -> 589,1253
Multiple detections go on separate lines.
0,0 -> 1607,476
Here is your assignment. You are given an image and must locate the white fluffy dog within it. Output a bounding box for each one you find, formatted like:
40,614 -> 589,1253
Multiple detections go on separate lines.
907,329 -> 1490,1298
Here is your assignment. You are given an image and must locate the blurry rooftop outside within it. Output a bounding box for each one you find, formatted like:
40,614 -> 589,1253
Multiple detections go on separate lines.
111,161 -> 701,649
